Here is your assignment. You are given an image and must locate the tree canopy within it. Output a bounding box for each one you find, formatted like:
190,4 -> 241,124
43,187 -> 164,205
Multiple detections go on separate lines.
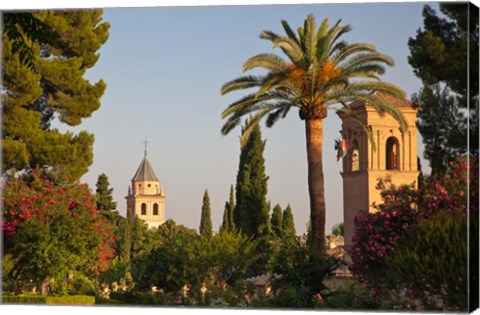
408,3 -> 479,173
2,11 -> 110,180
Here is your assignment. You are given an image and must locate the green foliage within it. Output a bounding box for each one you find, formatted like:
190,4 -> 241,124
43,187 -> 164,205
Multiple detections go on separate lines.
282,204 -> 296,238
270,237 -> 338,307
234,122 -> 270,237
199,189 -> 213,237
220,185 -> 236,233
2,169 -> 115,294
95,173 -> 118,218
109,291 -> 166,305
2,294 -> 95,305
131,220 -> 197,291
320,279 -> 379,310
386,210 -> 473,311
69,274 -> 96,296
2,10 -> 109,180
270,204 -> 283,237
408,4 -> 479,173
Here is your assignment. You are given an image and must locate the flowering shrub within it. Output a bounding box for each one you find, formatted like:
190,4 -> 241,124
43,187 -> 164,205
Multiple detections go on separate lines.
2,168 -> 115,293
351,156 -> 478,306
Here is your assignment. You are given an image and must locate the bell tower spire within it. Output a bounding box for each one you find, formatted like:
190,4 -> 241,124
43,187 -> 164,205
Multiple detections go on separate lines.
143,137 -> 149,157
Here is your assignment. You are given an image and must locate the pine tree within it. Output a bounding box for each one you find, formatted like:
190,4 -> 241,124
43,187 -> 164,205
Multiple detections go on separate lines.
271,204 -> 283,237
95,173 -> 118,221
199,190 -> 213,237
234,122 -> 270,237
2,11 -> 109,181
282,204 -> 296,238
408,4 -> 479,173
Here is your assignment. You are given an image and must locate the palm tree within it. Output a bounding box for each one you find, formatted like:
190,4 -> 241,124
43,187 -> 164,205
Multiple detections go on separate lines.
220,14 -> 408,253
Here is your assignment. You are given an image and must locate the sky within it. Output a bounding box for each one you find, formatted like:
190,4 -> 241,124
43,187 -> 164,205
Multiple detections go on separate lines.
2,0 -> 441,236
45,1 -> 438,235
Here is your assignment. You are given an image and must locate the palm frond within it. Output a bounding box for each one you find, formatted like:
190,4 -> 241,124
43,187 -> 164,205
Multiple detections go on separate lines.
260,30 -> 279,43
331,42 -> 377,64
265,102 -> 292,127
303,14 -> 318,61
243,54 -> 288,72
221,75 -> 264,95
272,36 -> 305,64
281,20 -> 300,45
339,52 -> 395,71
356,94 -> 408,131
341,63 -> 386,78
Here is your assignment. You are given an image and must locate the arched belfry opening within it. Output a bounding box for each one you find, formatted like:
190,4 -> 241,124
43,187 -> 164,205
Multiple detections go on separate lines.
386,137 -> 400,170
125,140 -> 166,229
337,91 -> 419,247
351,139 -> 360,172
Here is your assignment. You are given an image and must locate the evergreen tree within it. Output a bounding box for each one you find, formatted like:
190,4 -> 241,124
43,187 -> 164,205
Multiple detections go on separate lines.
95,173 -> 118,221
2,11 -> 109,181
282,204 -> 296,238
220,185 -> 236,233
408,3 -> 479,173
199,190 -> 213,237
220,202 -> 231,233
271,204 -> 284,237
121,208 -> 133,266
234,121 -> 270,237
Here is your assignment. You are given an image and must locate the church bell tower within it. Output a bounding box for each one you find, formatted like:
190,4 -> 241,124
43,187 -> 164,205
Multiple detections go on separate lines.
338,92 -> 419,246
125,141 -> 166,228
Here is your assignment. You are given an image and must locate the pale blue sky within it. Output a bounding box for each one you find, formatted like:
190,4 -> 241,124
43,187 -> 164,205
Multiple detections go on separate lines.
53,2 -> 434,234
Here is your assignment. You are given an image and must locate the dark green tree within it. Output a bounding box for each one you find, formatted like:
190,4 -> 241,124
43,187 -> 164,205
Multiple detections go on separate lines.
95,173 -> 118,220
282,204 -> 296,238
234,122 -> 270,237
221,14 -> 408,253
271,204 -> 284,237
121,208 -> 134,265
199,190 -> 213,237
2,11 -> 110,181
220,185 -> 236,233
408,3 -> 479,174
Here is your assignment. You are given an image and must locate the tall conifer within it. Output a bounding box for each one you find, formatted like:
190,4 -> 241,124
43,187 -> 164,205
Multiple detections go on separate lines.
95,173 -> 118,221
271,204 -> 283,237
234,122 -> 269,237
282,204 -> 296,238
199,190 -> 213,237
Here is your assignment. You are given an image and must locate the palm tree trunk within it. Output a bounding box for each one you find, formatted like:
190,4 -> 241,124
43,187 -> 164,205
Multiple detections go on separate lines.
305,118 -> 326,254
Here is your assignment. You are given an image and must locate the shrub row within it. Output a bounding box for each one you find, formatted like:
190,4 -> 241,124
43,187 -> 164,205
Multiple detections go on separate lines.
2,294 -> 95,305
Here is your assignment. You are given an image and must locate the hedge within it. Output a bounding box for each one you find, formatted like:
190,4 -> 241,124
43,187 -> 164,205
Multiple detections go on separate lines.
2,294 -> 95,305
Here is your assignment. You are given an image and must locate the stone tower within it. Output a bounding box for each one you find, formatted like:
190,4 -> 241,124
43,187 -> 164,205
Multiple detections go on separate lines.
125,146 -> 165,229
337,91 -> 419,246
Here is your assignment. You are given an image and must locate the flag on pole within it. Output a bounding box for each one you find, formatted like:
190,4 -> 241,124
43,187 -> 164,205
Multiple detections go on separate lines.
335,138 -> 347,161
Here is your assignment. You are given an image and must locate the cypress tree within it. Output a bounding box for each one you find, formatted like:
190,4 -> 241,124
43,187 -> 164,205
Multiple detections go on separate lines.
95,173 -> 118,221
234,122 -> 269,237
199,190 -> 213,237
271,204 -> 283,237
282,204 -> 296,238
220,202 -> 231,233
220,185 -> 236,233
121,208 -> 133,266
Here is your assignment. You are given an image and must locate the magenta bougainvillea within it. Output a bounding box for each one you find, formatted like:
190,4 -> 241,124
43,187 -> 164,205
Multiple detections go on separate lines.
351,157 -> 478,289
2,168 -> 115,284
